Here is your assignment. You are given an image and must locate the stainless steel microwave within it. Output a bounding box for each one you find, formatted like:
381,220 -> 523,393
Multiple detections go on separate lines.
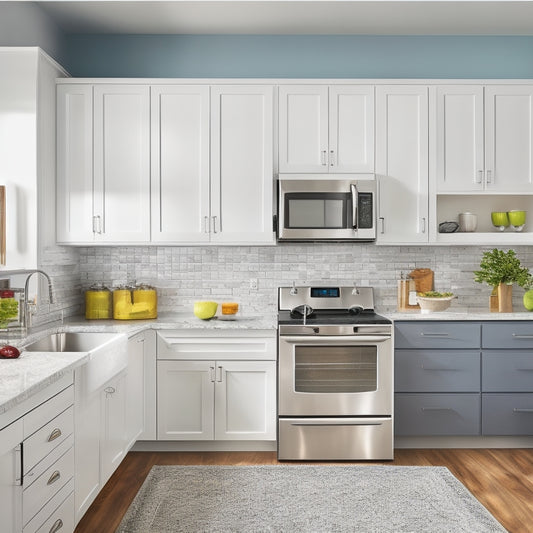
277,178 -> 376,242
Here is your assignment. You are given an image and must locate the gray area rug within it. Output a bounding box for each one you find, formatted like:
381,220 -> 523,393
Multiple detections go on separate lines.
116,465 -> 506,533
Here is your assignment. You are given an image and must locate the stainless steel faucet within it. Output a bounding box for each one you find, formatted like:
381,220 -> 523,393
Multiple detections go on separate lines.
22,270 -> 54,328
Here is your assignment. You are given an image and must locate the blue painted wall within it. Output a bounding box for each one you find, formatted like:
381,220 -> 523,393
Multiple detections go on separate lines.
63,34 -> 533,78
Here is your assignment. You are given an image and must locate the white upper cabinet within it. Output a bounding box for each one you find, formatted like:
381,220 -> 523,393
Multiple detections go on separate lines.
150,85 -> 210,243
278,85 -> 374,174
485,85 -> 533,193
57,84 -> 150,244
376,86 -> 429,244
210,85 -> 274,244
436,85 -> 533,194
435,86 -> 484,193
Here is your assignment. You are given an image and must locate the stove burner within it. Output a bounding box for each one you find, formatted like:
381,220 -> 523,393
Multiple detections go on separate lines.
290,304 -> 314,318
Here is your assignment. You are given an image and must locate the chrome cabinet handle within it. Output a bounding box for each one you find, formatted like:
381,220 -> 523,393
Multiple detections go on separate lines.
330,150 -> 335,166
379,217 -> 385,234
421,365 -> 458,371
47,470 -> 61,485
212,216 -> 218,234
216,365 -> 223,382
321,150 -> 327,166
513,408 -> 533,413
15,444 -> 22,485
421,407 -> 454,412
204,216 -> 210,233
47,428 -> 62,442
486,169 -> 492,184
92,215 -> 102,234
421,217 -> 426,233
420,332 -> 449,337
49,519 -> 64,533
209,366 -> 215,382
512,334 -> 533,339
477,170 -> 483,184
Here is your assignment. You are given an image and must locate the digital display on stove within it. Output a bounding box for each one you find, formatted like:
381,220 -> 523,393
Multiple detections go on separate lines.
310,287 -> 340,298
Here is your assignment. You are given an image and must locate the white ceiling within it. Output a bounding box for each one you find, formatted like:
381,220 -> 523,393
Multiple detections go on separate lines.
37,1 -> 533,35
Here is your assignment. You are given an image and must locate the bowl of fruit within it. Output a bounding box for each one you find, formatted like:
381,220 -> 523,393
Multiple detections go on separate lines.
416,291 -> 455,313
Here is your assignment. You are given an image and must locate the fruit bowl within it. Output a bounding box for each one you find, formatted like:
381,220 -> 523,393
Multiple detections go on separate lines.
193,301 -> 218,320
417,292 -> 455,313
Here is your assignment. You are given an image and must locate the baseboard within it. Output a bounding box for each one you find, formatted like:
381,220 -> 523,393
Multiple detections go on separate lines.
132,440 -> 277,452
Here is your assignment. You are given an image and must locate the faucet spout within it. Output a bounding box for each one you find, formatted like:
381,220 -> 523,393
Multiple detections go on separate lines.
22,270 -> 54,328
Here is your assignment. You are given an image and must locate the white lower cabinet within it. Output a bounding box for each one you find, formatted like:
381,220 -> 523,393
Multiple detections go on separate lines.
156,331 -> 276,442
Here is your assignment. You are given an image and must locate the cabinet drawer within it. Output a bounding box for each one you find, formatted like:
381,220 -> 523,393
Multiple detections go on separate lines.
157,331 -> 276,361
482,352 -> 533,392
482,322 -> 533,348
24,406 -> 73,475
395,322 -> 480,349
395,393 -> 480,436
23,480 -> 74,533
395,350 -> 480,392
24,385 -> 73,439
23,446 -> 74,526
482,393 -> 533,435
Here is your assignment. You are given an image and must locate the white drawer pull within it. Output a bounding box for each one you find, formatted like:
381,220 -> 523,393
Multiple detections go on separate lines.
49,518 -> 64,533
47,470 -> 61,485
47,428 -> 62,442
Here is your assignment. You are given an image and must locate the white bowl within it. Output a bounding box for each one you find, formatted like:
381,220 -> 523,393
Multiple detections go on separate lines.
417,295 -> 454,313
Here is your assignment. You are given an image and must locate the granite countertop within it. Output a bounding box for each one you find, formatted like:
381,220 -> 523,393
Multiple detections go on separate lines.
386,309 -> 533,321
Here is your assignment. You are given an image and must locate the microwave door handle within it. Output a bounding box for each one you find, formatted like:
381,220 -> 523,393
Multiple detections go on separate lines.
350,183 -> 358,229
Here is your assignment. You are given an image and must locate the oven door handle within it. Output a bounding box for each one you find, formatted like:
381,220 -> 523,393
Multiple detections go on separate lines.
289,418 -> 387,427
280,335 -> 391,344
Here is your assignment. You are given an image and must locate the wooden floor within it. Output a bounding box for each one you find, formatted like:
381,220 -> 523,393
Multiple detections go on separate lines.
75,449 -> 533,533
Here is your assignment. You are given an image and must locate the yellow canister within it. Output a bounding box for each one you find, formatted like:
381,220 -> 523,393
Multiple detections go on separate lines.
85,284 -> 112,319
132,284 -> 157,319
113,286 -> 134,320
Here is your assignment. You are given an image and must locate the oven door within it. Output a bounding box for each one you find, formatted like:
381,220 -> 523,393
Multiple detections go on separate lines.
278,334 -> 392,416
278,179 -> 376,242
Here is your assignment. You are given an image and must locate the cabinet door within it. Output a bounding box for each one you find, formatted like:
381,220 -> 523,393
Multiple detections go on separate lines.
278,85 -> 328,173
100,372 -> 127,484
157,360 -> 214,440
56,84 -> 94,243
0,420 -> 22,533
210,85 -> 274,244
485,85 -> 533,193
329,85 -> 374,173
214,361 -> 276,440
93,85 -> 150,242
125,333 -> 145,449
376,86 -> 429,244
138,330 -> 157,441
435,85 -> 484,192
151,85 -> 210,243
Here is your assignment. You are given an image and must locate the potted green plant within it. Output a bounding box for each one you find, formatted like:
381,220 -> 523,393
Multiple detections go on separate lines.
473,249 -> 530,312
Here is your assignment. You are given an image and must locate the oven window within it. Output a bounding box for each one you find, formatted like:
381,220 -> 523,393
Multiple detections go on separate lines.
294,345 -> 377,393
285,192 -> 350,229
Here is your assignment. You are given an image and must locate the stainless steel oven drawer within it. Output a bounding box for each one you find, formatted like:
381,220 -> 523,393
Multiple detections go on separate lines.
278,417 -> 393,460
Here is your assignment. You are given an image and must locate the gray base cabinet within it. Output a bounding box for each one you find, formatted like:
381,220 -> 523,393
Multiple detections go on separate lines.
395,320 -> 533,437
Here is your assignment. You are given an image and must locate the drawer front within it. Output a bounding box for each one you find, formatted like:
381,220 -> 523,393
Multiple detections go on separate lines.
395,350 -> 480,392
482,322 -> 533,349
482,352 -> 533,392
24,407 -> 74,474
395,393 -> 481,436
395,322 -> 480,349
482,393 -> 533,435
23,481 -> 74,533
23,446 -> 74,526
157,332 -> 276,361
24,385 -> 74,439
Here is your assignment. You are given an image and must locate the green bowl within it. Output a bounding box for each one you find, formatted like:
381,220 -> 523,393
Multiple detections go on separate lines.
491,211 -> 509,229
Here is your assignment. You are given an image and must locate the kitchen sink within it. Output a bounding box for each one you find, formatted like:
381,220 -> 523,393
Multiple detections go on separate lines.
24,332 -> 121,352
24,332 -> 128,393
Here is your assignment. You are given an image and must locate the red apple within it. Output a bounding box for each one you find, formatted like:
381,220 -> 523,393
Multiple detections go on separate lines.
0,345 -> 20,358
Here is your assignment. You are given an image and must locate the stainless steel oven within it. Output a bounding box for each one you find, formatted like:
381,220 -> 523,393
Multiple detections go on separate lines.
277,286 -> 393,461
277,178 -> 376,242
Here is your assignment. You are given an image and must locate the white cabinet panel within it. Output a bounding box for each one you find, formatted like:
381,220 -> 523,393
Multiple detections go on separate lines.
157,360 -> 214,440
151,85 -> 210,242
93,85 -> 150,242
214,361 -> 276,441
436,86 -> 484,193
211,85 -> 274,244
485,85 -> 533,193
0,420 -> 23,533
279,85 -> 328,172
376,86 -> 429,244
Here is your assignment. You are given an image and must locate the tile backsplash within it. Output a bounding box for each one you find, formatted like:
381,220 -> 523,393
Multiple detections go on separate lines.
74,244 -> 533,316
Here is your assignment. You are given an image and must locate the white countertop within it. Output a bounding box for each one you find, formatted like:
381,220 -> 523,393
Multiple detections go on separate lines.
386,309 -> 533,321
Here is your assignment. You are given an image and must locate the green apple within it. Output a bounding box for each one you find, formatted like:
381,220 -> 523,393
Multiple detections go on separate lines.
523,290 -> 533,311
